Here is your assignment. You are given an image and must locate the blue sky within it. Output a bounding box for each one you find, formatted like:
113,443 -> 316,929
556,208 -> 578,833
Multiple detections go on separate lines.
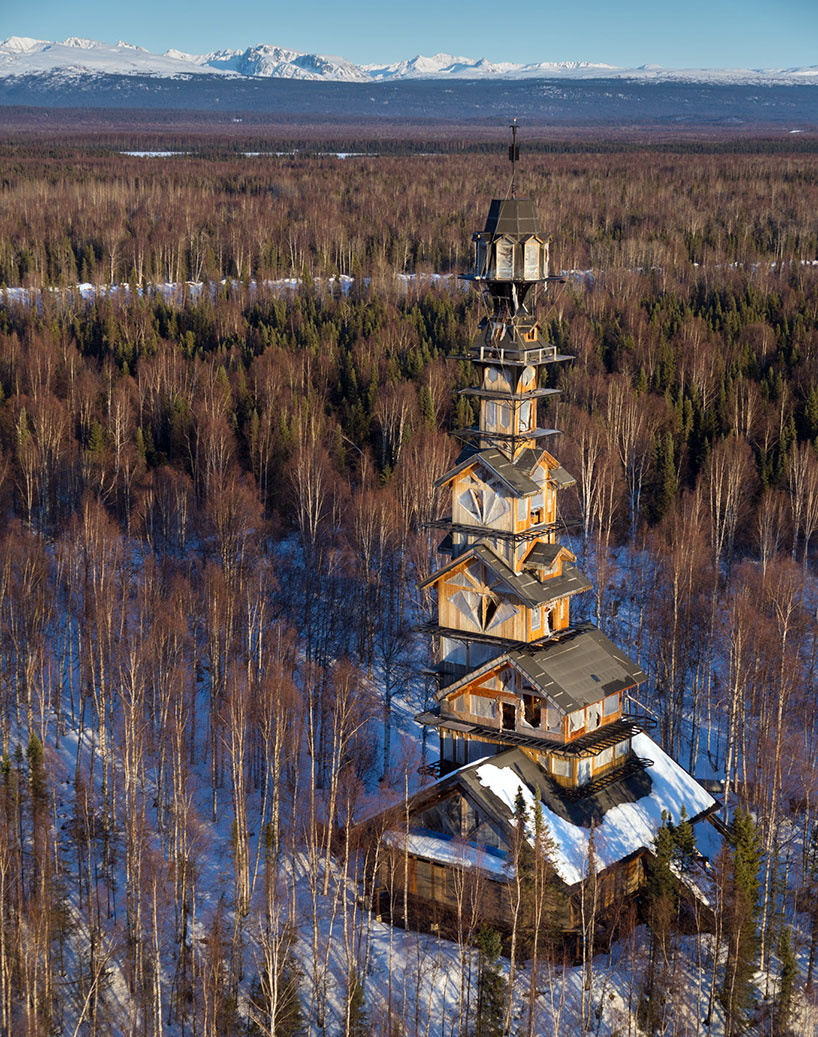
2,0 -> 816,67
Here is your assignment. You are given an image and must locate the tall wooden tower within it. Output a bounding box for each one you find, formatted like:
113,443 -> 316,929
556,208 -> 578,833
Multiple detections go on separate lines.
418,128 -> 653,793
368,131 -> 716,940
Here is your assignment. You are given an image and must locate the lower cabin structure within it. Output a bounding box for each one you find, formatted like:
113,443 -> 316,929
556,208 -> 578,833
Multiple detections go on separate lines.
369,148 -> 718,950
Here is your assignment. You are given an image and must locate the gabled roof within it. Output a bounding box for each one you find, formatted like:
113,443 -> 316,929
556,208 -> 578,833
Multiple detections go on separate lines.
421,541 -> 590,609
549,465 -> 576,489
515,446 -> 575,489
509,625 -> 646,711
439,623 -> 646,714
435,446 -> 540,497
379,735 -> 716,888
436,444 -> 576,499
525,542 -> 569,569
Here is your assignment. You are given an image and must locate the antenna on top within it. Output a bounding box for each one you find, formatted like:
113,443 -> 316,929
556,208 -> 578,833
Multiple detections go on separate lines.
508,118 -> 520,199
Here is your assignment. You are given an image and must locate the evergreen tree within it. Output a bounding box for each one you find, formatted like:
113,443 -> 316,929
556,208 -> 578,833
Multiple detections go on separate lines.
774,925 -> 797,1036
248,927 -> 305,1036
474,926 -> 506,1037
652,431 -> 678,522
639,814 -> 677,1033
640,810 -> 699,1032
345,968 -> 369,1037
720,808 -> 762,1036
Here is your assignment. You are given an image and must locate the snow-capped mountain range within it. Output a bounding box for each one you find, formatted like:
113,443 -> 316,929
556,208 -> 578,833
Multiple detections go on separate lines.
1,36 -> 816,85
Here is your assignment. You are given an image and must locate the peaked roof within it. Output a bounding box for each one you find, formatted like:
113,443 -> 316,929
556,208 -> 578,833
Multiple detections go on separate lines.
435,446 -> 540,496
435,444 -> 576,498
440,623 -> 646,713
482,198 -> 542,237
508,625 -> 647,710
526,541 -> 573,569
381,735 -> 716,888
422,541 -> 591,609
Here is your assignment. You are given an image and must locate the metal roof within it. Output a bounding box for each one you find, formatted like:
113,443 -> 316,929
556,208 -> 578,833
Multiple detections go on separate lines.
549,465 -> 576,489
481,198 -> 541,237
433,622 -> 645,715
456,747 -> 655,836
525,542 -> 565,569
434,446 -> 540,497
509,626 -> 647,712
530,563 -> 592,604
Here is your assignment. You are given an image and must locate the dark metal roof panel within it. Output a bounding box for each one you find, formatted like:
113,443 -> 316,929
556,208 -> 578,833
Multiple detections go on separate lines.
509,626 -> 646,711
513,446 -> 546,476
434,447 -> 539,496
549,465 -> 577,489
479,448 -> 540,496
526,542 -> 564,569
532,564 -> 593,604
482,198 -> 542,237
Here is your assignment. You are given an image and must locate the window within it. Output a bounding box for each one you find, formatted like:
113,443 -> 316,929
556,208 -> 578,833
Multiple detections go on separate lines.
495,238 -> 513,278
484,366 -> 501,386
615,739 -> 630,758
603,692 -> 620,717
595,747 -> 613,769
453,694 -> 467,713
568,709 -> 584,734
471,695 -> 496,719
531,607 -> 542,630
524,240 -> 540,280
551,755 -> 571,777
519,400 -> 533,433
441,638 -> 466,665
523,694 -> 541,727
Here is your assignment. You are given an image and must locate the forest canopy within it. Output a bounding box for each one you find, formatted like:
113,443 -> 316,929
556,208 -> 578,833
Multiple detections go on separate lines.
0,140 -> 817,1034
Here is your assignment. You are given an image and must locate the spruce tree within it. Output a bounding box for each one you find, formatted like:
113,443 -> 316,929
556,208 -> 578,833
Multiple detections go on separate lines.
720,808 -> 762,1036
640,810 -> 699,1032
346,968 -> 369,1037
775,925 -> 797,1036
640,814 -> 677,1033
474,926 -> 506,1037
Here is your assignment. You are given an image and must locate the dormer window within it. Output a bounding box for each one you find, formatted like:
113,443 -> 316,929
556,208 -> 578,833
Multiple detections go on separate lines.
496,238 -> 514,279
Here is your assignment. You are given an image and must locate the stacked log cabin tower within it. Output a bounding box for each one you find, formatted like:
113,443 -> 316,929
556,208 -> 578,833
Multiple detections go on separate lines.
419,144 -> 652,795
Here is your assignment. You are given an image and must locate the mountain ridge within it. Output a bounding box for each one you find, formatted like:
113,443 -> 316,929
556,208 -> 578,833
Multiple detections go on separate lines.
1,35 -> 817,86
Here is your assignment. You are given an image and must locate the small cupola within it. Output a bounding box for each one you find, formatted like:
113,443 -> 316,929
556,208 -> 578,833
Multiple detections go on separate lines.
473,200 -> 549,285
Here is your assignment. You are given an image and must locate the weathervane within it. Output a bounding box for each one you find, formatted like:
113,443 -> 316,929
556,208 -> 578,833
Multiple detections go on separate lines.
508,117 -> 520,198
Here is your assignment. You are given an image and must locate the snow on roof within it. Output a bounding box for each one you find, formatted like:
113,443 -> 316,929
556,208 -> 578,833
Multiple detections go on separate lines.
475,732 -> 716,887
384,830 -> 509,879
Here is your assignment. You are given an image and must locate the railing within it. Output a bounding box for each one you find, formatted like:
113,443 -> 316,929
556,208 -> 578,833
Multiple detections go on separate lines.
553,754 -> 654,802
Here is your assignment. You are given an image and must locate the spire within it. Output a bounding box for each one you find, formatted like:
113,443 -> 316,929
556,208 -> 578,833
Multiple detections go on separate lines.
508,117 -> 519,199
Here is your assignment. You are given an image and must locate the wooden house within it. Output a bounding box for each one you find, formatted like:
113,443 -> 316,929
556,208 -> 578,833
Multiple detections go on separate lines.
369,141 -> 718,945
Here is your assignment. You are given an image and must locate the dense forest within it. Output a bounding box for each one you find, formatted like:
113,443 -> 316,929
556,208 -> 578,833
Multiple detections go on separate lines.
0,142 -> 817,1034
